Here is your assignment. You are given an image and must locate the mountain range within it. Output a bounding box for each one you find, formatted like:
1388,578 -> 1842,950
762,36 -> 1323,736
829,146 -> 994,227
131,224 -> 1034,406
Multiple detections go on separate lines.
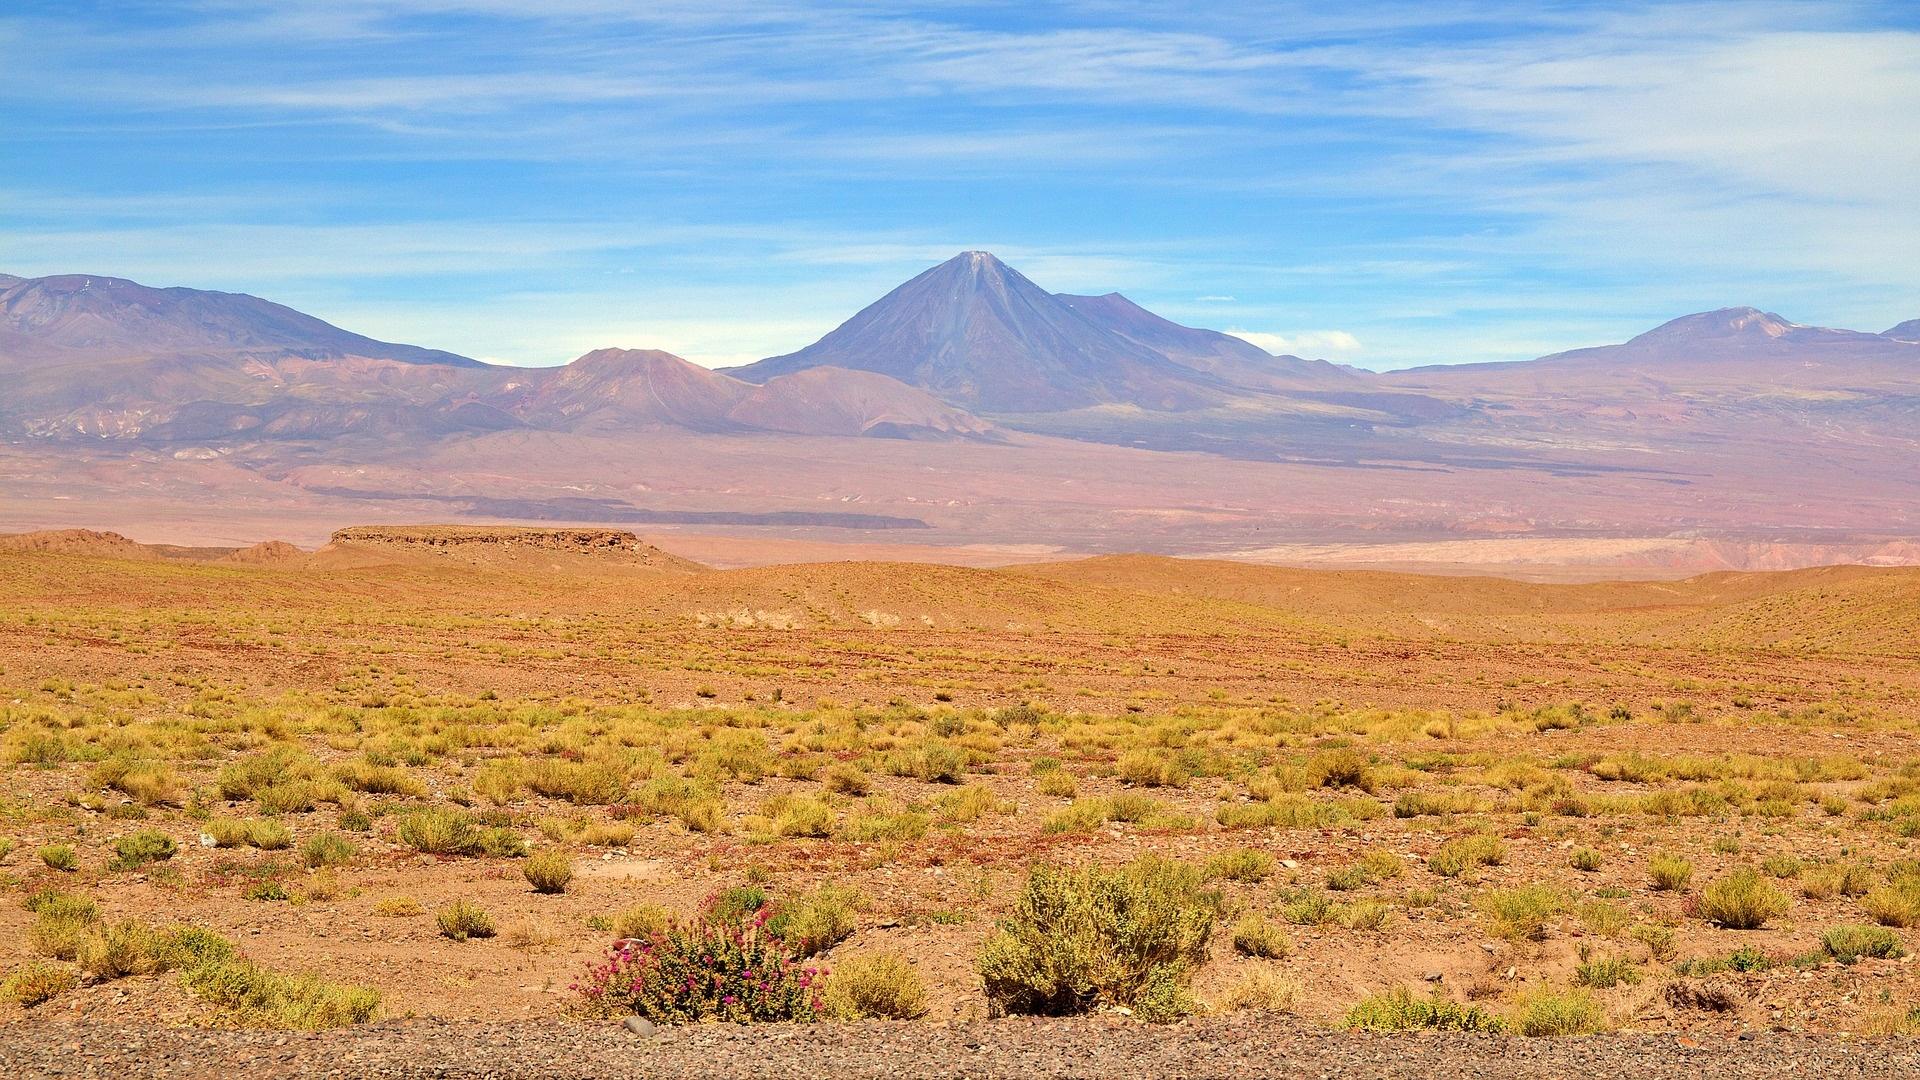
2,253 -> 1917,566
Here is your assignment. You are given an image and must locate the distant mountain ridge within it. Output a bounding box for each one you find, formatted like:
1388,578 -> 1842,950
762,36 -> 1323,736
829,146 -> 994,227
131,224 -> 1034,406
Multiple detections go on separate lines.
4,255 -> 1919,551
1386,305 -> 1920,394
0,272 -> 481,370
0,272 -> 995,443
1883,319 -> 1920,342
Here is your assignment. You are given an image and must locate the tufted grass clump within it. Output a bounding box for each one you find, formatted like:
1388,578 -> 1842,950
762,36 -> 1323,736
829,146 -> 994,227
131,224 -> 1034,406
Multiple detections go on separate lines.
77,919 -> 169,980
90,755 -> 181,807
205,817 -> 292,850
897,740 -> 967,784
1821,924 -> 1905,964
1648,853 -> 1693,891
1329,849 -> 1405,891
522,849 -> 574,894
977,856 -> 1218,1023
1231,914 -> 1291,958
182,958 -> 381,1028
1305,747 -> 1375,792
608,903 -> 671,940
822,952 -> 927,1019
1862,877 -> 1920,928
1477,885 -> 1565,942
1204,848 -> 1275,884
299,831 -> 356,869
1217,966 -> 1303,1013
2,961 -> 77,1007
39,843 -> 78,872
772,795 -> 837,838
396,807 -> 481,856
1698,869 -> 1791,930
1429,834 -> 1504,878
436,900 -> 497,941
1035,770 -> 1078,798
26,890 -> 101,960
108,829 -> 176,871
1573,948 -> 1640,989
1346,986 -> 1505,1032
765,885 -> 862,958
1511,987 -> 1609,1036
372,895 -> 423,917
821,764 -> 870,796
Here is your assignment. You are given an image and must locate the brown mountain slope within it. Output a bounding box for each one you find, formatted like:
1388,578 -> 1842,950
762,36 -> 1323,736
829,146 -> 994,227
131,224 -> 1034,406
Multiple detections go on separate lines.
1386,307 -> 1920,393
0,272 -> 480,371
487,348 -> 752,433
8,529 -> 1917,650
729,367 -> 993,439
1054,291 -> 1358,393
1013,553 -> 1920,651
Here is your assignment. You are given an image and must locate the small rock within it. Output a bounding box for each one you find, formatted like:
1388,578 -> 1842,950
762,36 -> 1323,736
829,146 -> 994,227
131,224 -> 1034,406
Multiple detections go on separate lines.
1423,971 -> 1444,982
624,1016 -> 658,1037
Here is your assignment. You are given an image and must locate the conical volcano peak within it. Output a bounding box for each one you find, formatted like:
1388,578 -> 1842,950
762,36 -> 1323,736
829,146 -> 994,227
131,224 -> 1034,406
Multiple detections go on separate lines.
930,250 -> 1024,288
725,252 -> 1223,411
727,252 -> 1360,409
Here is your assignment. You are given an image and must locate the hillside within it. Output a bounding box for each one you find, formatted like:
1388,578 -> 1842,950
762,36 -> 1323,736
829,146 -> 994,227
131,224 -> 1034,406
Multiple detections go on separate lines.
0,272 -> 479,370
5,257 -> 1920,563
7,528 -> 1918,653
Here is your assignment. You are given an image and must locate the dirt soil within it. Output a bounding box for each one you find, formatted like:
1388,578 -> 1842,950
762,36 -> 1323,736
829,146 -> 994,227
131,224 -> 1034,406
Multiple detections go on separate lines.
3,531 -> 1920,1065
5,1016 -> 1920,1079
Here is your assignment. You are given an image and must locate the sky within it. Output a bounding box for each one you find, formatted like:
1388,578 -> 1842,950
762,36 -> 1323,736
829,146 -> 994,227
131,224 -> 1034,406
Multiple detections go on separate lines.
3,1 -> 1919,370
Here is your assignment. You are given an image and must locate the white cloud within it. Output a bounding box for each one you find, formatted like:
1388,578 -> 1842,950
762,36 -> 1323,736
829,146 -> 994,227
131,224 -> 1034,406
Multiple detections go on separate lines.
1225,329 -> 1363,357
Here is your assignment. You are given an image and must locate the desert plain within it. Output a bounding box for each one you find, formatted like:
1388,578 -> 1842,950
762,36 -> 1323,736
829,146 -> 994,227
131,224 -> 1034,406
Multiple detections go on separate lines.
0,524 -> 1917,1076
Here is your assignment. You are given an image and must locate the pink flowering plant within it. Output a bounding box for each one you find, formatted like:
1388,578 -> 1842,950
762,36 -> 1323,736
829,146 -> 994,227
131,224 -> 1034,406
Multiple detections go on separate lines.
574,909 -> 827,1023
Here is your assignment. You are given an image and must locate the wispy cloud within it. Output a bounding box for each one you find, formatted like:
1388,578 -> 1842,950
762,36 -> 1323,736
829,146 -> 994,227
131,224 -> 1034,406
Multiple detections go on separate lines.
2,1 -> 1916,368
1227,329 -> 1363,358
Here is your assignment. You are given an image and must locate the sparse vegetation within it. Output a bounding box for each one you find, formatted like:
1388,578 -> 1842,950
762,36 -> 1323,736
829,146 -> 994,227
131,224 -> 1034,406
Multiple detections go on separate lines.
8,538 -> 1920,1038
978,857 -> 1217,1022
1231,914 -> 1291,958
522,849 -> 574,894
575,917 -> 824,1023
1430,834 -> 1505,878
822,952 -> 927,1019
109,829 -> 177,871
1512,988 -> 1609,1036
1821,925 -> 1905,964
436,901 -> 497,942
1699,869 -> 1792,930
1346,987 -> 1505,1032
1649,853 -> 1693,892
3,961 -> 77,1007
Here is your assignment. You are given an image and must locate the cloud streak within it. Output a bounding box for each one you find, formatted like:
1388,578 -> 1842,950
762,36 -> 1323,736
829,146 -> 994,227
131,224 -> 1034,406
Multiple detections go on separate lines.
2,1 -> 1916,368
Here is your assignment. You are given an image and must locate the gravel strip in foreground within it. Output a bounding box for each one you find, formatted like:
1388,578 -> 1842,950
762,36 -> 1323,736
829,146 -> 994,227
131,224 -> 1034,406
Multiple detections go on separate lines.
2,1016 -> 1916,1080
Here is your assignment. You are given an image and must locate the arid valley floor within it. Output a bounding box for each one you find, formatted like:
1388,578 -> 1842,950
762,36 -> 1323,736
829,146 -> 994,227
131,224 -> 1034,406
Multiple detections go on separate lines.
2,525 -> 1919,1076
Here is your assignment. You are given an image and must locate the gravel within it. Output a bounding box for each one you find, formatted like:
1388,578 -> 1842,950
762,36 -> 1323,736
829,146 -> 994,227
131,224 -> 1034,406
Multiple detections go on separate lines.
2,1016 -> 1916,1079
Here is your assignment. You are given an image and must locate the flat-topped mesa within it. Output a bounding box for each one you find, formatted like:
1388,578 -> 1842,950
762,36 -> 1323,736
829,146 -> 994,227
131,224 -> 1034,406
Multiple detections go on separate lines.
330,525 -> 642,550
326,524 -> 708,571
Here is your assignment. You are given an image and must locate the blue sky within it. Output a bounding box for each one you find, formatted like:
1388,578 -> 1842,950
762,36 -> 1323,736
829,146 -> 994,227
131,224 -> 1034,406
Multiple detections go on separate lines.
4,1 -> 1918,369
